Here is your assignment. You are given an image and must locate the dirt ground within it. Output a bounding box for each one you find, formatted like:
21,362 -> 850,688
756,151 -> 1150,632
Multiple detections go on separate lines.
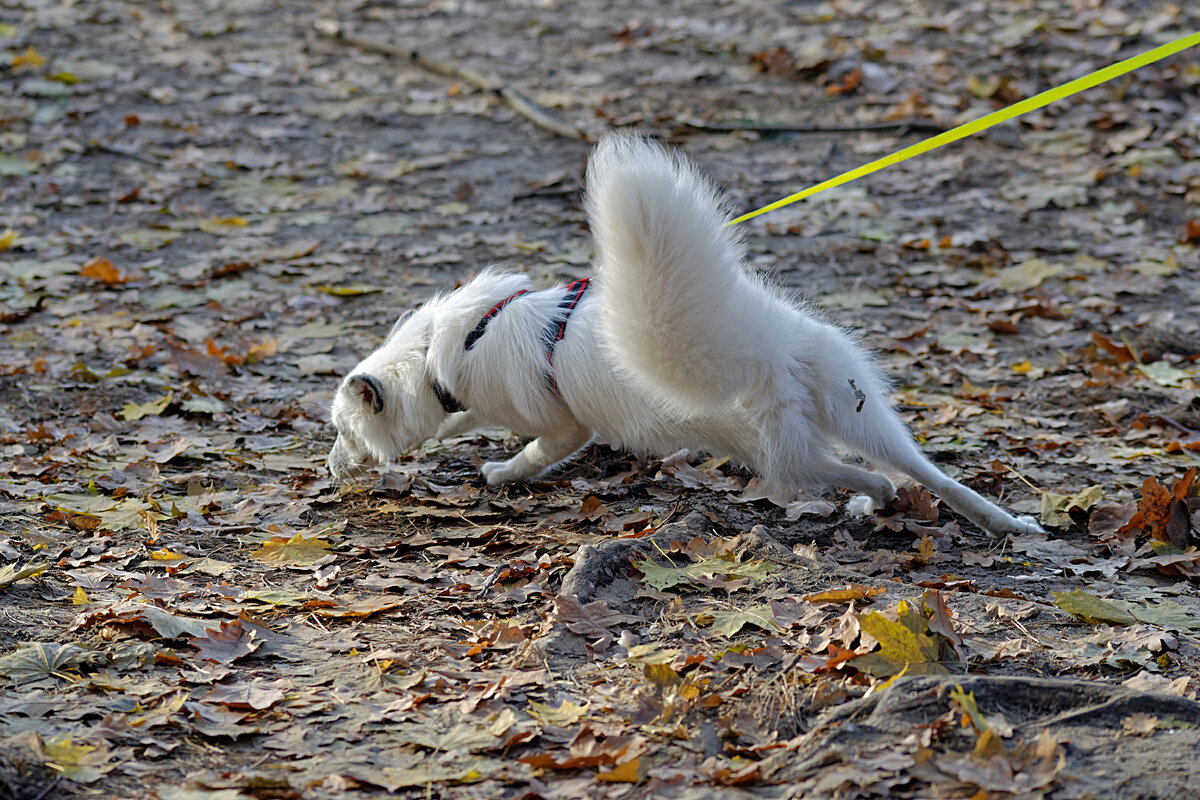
1,1 -> 1199,798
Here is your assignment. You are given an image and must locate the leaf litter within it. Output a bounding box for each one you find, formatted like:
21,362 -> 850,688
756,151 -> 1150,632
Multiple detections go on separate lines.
1,0 -> 1200,797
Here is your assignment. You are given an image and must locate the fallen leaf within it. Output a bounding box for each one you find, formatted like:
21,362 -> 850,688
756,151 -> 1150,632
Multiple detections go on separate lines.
1051,590 -> 1137,626
120,392 -> 173,421
80,256 -> 132,284
804,584 -> 887,604
708,603 -> 782,637
0,562 -> 48,590
529,699 -> 589,726
190,620 -> 261,664
596,756 -> 640,783
251,535 -> 334,567
1040,485 -> 1104,528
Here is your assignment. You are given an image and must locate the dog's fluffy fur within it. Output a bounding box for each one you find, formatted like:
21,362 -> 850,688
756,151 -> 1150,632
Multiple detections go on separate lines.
328,135 -> 1041,538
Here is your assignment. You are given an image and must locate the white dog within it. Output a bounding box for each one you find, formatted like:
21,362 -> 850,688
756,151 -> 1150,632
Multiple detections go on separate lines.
328,135 -> 1040,538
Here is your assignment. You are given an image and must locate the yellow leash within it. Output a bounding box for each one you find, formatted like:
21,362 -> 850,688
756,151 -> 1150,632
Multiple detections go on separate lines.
729,31 -> 1200,226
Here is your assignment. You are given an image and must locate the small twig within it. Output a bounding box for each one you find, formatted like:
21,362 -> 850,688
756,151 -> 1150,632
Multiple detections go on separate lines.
1151,412 -> 1199,437
1002,462 -> 1043,494
675,117 -> 947,136
84,142 -> 161,166
474,564 -> 505,599
318,21 -> 589,142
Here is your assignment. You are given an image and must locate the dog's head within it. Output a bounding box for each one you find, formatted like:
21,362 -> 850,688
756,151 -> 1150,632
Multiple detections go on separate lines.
327,306 -> 449,482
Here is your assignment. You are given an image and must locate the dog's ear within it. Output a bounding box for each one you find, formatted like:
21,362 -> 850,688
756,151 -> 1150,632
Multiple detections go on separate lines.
347,374 -> 385,414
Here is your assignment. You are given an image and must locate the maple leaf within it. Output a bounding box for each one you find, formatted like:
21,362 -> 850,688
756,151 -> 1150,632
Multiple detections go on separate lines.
803,584 -> 887,604
80,256 -> 132,284
548,595 -> 638,640
1040,484 -> 1104,528
0,561 -> 47,590
0,642 -> 87,685
190,620 -> 261,664
853,598 -> 959,677
42,735 -> 117,784
251,534 -> 334,567
529,698 -> 589,726
11,46 -> 47,70
708,603 -> 783,637
120,392 -> 173,421
596,757 -> 641,783
1118,468 -> 1197,549
313,595 -> 402,619
635,555 -> 776,591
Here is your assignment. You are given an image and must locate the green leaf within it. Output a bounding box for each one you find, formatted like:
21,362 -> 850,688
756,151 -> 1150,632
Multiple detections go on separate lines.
116,227 -> 179,250
0,561 -> 47,590
635,556 -> 776,591
708,603 -> 782,637
0,642 -> 86,685
181,395 -> 228,414
1138,361 -> 1192,387
352,213 -> 412,237
1039,484 -> 1104,527
1052,590 -> 1137,626
1130,601 -> 1200,632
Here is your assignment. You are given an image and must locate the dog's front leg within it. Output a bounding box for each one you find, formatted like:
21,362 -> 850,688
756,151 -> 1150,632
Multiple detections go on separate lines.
481,422 -> 593,485
436,410 -> 480,440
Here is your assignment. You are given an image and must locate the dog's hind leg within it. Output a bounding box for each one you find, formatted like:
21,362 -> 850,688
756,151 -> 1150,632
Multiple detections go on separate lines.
819,374 -> 1042,537
480,421 -> 593,485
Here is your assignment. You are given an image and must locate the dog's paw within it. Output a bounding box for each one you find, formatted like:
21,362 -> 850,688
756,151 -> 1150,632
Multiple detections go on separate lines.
480,460 -> 509,485
1012,515 -> 1045,535
482,459 -> 531,485
985,513 -> 1044,539
846,494 -> 878,517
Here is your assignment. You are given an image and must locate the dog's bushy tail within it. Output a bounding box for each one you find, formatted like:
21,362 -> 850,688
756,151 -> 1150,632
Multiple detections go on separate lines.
586,134 -> 788,412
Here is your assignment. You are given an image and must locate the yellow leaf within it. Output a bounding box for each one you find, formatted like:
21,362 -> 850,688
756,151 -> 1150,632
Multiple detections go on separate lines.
804,584 -> 887,604
43,735 -> 114,783
1011,360 -> 1032,373
596,757 -> 640,783
72,586 -> 90,605
1039,485 -> 1104,528
0,562 -> 48,589
528,699 -> 589,726
148,548 -> 185,561
0,229 -> 16,250
12,46 -> 47,70
314,283 -> 384,296
987,258 -> 1063,292
854,605 -> 948,676
197,216 -> 249,234
120,392 -> 172,421
251,535 -> 333,567
949,684 -> 990,733
313,595 -> 402,618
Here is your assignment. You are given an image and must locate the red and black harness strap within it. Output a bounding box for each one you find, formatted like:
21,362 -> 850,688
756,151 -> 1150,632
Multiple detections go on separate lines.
541,278 -> 590,394
463,289 -> 531,351
452,279 -> 592,407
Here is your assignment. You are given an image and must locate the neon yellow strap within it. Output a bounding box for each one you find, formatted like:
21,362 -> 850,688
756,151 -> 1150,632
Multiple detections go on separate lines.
729,31 -> 1200,225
